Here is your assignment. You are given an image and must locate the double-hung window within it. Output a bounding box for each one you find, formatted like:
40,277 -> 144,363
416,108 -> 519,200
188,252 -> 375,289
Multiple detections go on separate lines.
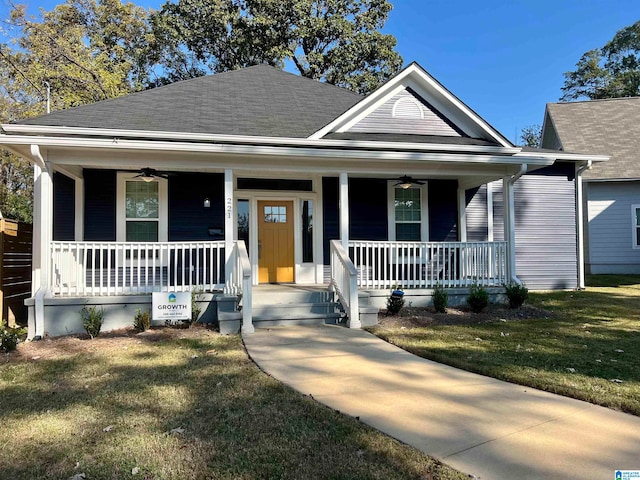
389,183 -> 428,241
117,173 -> 168,242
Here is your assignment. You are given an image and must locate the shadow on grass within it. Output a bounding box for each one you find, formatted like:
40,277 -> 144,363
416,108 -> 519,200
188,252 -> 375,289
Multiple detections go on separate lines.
586,274 -> 640,288
0,331 -> 464,480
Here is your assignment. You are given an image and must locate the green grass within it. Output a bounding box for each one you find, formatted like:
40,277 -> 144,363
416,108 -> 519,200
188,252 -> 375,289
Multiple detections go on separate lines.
0,328 -> 465,480
369,275 -> 640,416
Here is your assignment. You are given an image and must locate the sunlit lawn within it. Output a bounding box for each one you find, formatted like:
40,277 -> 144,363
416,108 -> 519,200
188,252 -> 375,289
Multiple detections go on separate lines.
369,275 -> 640,416
0,328 -> 466,480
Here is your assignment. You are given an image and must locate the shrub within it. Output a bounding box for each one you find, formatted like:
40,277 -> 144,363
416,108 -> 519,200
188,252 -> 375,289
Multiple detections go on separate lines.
433,284 -> 448,313
386,289 -> 405,316
133,309 -> 151,332
81,305 -> 104,338
191,289 -> 203,324
467,283 -> 489,313
0,320 -> 22,353
503,282 -> 529,309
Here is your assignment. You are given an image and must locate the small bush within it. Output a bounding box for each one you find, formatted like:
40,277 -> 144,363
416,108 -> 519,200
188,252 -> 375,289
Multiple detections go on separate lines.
386,289 -> 405,316
0,320 -> 23,353
503,282 -> 529,309
191,289 -> 203,324
433,284 -> 448,313
133,309 -> 151,332
467,283 -> 489,313
81,305 -> 104,338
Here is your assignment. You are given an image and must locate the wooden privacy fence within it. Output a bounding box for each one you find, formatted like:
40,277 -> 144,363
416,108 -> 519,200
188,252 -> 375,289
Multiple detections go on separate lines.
0,219 -> 32,326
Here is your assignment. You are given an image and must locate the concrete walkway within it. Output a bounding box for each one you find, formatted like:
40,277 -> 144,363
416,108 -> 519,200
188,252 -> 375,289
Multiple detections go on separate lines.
243,325 -> 640,480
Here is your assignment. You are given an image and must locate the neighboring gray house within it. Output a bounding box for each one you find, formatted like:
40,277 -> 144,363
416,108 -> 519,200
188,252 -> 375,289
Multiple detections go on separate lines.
0,62 -> 605,339
542,98 -> 640,274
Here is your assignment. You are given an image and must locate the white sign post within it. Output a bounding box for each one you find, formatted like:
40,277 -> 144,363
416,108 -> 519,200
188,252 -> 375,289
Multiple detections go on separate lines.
152,292 -> 192,324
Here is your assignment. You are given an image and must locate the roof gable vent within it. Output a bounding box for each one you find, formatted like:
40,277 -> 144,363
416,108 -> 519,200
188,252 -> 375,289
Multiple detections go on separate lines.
392,97 -> 424,119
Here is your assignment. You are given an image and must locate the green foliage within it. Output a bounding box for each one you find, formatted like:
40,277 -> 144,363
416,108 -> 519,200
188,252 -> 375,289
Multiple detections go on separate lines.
503,282 -> 529,309
519,124 -> 541,148
153,0 -> 403,94
467,283 -> 489,313
386,289 -> 405,316
133,309 -> 151,332
0,320 -> 25,352
191,289 -> 203,324
432,284 -> 448,314
81,305 -> 104,338
562,20 -> 640,100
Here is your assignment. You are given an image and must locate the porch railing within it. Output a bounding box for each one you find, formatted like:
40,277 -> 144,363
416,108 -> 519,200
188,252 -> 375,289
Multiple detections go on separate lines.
329,240 -> 360,328
50,241 -> 226,296
224,241 -> 253,333
349,241 -> 508,289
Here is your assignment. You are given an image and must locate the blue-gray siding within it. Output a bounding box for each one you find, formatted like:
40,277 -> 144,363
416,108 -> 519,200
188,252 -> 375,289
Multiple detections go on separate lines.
349,178 -> 388,241
322,177 -> 339,265
429,180 -> 458,241
53,172 -> 75,241
168,173 -> 224,241
84,169 -> 116,241
586,180 -> 640,274
465,185 -> 488,241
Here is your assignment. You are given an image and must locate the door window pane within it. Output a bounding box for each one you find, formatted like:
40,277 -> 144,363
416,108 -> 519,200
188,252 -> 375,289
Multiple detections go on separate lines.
265,205 -> 287,223
302,200 -> 313,263
238,199 -> 250,253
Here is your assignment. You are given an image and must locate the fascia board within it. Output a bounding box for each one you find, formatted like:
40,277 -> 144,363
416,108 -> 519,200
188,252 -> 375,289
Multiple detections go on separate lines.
0,126 -> 522,155
0,133 -> 553,166
514,151 -> 609,163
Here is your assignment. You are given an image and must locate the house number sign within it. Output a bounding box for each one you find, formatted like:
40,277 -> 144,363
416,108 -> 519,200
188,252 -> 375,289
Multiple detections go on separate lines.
226,197 -> 232,219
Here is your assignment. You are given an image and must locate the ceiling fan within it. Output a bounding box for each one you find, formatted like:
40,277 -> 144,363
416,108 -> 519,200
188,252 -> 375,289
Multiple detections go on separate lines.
133,168 -> 171,182
391,175 -> 428,189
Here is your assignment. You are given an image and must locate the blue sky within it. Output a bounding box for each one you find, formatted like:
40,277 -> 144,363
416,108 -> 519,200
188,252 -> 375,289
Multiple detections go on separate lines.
2,0 -> 639,142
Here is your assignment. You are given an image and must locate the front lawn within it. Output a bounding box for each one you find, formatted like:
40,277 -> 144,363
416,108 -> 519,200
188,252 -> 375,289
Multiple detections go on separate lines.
0,327 -> 465,480
369,275 -> 640,416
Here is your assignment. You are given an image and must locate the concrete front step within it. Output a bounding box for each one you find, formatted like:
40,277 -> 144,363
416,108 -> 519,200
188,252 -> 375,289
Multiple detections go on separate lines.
252,302 -> 341,317
252,286 -> 334,305
252,312 -> 345,328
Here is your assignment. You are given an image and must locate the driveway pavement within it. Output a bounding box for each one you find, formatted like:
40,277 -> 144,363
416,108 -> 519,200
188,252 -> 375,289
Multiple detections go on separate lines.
243,325 -> 640,480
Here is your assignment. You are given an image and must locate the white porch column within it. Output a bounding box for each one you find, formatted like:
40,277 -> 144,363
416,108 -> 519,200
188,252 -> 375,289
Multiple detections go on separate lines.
224,169 -> 234,266
457,187 -> 467,242
503,177 -> 515,282
339,173 -> 349,250
75,177 -> 84,241
31,147 -> 53,339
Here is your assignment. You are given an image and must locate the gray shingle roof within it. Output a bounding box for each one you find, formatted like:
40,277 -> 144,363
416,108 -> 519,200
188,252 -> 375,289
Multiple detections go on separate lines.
545,97 -> 640,179
17,65 -> 362,138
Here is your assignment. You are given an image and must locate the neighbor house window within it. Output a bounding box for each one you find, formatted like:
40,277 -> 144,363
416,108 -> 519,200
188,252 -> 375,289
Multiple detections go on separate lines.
634,205 -> 640,248
394,187 -> 422,241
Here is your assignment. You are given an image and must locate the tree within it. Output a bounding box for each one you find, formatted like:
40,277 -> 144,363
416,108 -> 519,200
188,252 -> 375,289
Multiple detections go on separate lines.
561,20 -> 640,100
152,0 -> 403,94
0,0 -> 155,221
519,124 -> 541,148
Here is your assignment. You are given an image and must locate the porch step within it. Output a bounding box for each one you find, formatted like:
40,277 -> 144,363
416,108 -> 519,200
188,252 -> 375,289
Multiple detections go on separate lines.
250,285 -> 345,327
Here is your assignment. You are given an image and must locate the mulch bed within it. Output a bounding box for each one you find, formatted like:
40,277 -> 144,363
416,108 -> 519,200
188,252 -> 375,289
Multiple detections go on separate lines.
378,304 -> 554,329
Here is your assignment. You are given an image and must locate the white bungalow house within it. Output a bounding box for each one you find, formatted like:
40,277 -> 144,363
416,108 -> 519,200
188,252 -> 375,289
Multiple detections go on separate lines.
0,62 -> 606,338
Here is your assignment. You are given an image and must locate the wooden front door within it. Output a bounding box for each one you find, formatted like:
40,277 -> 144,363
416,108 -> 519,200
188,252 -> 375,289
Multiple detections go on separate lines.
258,200 -> 294,283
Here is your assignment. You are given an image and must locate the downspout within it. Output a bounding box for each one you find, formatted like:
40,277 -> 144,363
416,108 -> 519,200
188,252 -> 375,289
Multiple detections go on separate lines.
506,164 -> 528,284
575,160 -> 592,290
28,145 -> 48,340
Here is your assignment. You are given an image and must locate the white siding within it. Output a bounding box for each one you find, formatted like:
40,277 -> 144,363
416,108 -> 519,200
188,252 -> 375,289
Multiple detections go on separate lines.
492,170 -> 578,290
349,88 -> 462,136
586,181 -> 640,274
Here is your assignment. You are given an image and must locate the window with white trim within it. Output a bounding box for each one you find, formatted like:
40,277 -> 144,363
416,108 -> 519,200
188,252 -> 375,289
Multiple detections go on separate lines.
634,205 -> 640,248
117,172 -> 168,242
395,187 -> 422,241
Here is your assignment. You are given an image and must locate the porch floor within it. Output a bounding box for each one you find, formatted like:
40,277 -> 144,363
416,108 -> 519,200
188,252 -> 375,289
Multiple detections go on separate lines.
244,325 -> 640,480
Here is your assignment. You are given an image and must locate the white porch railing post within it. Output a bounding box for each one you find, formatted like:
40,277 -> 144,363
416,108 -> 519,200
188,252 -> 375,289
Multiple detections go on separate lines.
224,168 -> 234,287
330,240 -> 360,328
339,172 -> 349,250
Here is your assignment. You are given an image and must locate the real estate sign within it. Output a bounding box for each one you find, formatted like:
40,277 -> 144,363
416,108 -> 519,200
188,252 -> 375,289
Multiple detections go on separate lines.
152,292 -> 191,322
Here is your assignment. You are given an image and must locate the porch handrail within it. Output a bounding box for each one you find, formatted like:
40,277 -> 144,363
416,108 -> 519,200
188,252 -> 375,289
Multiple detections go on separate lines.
349,240 -> 508,289
329,240 -> 360,328
50,241 -> 226,296
224,241 -> 254,334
